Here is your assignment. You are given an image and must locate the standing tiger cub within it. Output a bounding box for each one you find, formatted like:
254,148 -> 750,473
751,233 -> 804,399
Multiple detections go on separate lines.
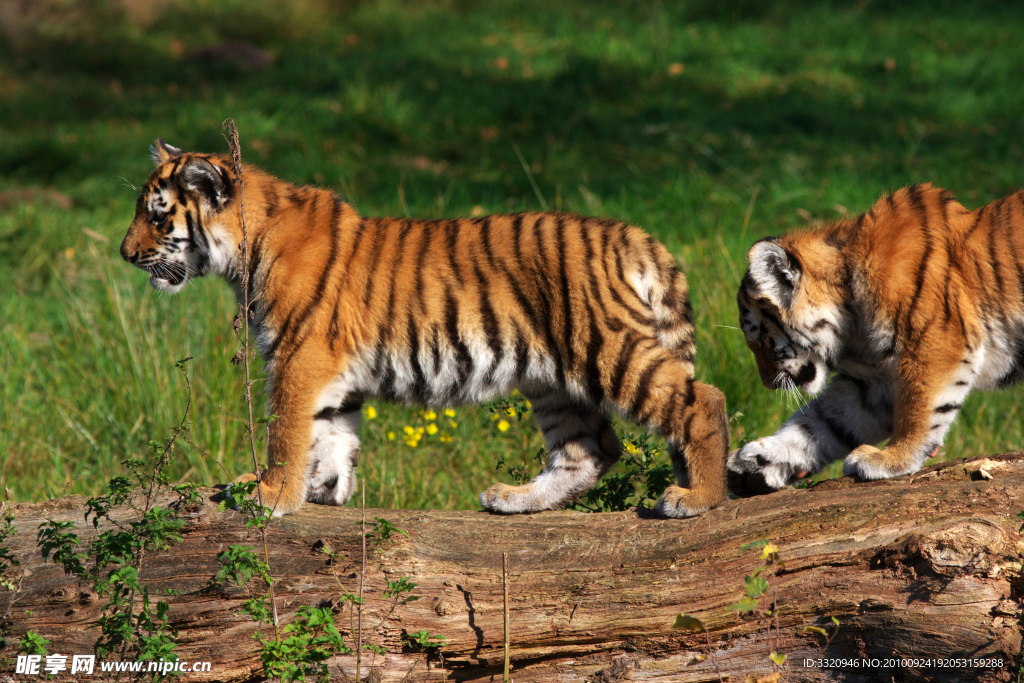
121,139 -> 729,517
729,182 -> 1024,495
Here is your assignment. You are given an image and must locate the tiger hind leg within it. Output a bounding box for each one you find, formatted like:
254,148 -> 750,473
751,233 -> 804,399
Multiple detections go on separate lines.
654,380 -> 729,517
608,347 -> 729,517
304,402 -> 362,506
479,391 -> 621,513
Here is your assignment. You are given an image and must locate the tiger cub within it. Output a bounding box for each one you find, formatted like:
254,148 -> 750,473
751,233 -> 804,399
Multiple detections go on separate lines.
728,182 -> 1024,495
120,139 -> 729,517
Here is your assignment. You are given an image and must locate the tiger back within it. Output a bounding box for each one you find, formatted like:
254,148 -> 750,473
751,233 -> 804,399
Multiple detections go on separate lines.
728,182 -> 1024,494
121,139 -> 729,517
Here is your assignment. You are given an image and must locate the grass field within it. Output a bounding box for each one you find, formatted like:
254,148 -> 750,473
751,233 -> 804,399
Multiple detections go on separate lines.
2,0 -> 1023,508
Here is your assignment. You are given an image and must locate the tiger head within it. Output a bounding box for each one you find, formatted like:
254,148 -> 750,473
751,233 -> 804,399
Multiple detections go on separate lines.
120,140 -> 236,293
737,236 -> 848,396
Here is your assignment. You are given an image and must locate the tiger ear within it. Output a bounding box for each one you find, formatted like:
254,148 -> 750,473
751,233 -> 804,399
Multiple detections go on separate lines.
747,239 -> 801,309
150,138 -> 183,166
179,157 -> 229,209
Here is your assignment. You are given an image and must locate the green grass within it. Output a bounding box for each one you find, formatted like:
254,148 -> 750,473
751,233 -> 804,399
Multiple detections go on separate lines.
3,0 -> 1024,507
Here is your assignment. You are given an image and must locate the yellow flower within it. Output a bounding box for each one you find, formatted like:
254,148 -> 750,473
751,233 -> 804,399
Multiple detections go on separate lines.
439,433 -> 453,443
449,420 -> 458,429
365,406 -> 377,420
404,425 -> 415,435
444,408 -> 456,418
426,423 -> 438,435
423,410 -> 437,421
497,419 -> 510,432
415,426 -> 425,435
505,407 -> 516,417
625,442 -> 640,455
491,413 -> 499,421
387,431 -> 396,441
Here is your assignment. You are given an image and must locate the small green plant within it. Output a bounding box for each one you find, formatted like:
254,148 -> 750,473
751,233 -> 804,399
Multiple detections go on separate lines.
0,490 -> 20,593
214,544 -> 272,588
18,630 -> 50,656
729,540 -> 787,673
403,629 -> 447,652
495,448 -> 545,486
366,517 -> 408,547
382,577 -> 420,606
258,605 -> 351,683
572,430 -> 673,512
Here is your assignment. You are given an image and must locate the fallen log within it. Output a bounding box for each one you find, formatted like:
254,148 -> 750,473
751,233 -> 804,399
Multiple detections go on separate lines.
1,454 -> 1022,682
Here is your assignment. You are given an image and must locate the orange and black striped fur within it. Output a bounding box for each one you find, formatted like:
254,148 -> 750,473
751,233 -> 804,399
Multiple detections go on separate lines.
729,182 -> 1024,495
121,140 -> 729,516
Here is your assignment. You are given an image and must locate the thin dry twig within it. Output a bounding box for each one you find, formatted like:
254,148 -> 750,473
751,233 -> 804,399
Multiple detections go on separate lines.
503,552 -> 511,683
221,118 -> 281,642
357,481 -> 366,682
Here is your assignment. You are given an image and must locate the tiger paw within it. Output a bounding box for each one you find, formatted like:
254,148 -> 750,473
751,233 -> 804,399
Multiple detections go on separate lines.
227,471 -> 304,517
479,482 -> 543,514
656,484 -> 719,518
727,440 -> 801,496
842,444 -> 918,481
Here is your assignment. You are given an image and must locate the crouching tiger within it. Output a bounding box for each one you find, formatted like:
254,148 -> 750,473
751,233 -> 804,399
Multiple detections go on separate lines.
729,182 -> 1024,495
120,139 -> 729,517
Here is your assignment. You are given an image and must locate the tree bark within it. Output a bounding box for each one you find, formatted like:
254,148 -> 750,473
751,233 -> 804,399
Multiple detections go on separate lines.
1,454 -> 1022,682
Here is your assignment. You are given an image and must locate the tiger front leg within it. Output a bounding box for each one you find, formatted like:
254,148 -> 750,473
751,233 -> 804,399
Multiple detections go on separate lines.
843,360 -> 966,481
728,375 -> 894,496
233,411 -> 312,517
236,359 -> 342,517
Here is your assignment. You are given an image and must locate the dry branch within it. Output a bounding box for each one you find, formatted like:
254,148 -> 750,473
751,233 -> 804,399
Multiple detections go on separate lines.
2,454 -> 1023,682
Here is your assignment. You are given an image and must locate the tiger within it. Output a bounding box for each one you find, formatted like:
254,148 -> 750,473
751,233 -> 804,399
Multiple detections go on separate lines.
727,181 -> 1024,495
120,139 -> 729,517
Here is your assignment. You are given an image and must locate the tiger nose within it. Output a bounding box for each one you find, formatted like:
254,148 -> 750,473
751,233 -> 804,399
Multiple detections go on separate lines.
120,239 -> 139,263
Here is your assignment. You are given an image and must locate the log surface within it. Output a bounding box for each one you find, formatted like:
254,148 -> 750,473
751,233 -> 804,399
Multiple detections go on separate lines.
1,454 -> 1023,682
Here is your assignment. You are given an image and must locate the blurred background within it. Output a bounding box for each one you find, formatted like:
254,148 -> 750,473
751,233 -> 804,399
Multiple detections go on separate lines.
2,0 -> 1023,508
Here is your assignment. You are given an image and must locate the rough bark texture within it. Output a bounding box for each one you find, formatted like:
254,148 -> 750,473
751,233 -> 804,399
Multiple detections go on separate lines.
1,454 -> 1022,682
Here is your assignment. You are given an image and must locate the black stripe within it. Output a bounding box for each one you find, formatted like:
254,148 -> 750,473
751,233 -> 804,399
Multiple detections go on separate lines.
379,221 -> 410,346
511,321 -> 529,378
533,214 -> 551,274
185,210 -> 211,259
964,206 -> 985,242
810,318 -> 839,334
472,260 -> 503,382
988,202 -> 1005,300
933,403 -> 962,414
629,356 -> 668,416
264,186 -> 279,218
479,216 -> 497,268
556,216 -> 575,369
813,403 -> 859,450
446,219 -> 464,286
610,333 -> 641,399
444,290 -> 472,390
550,431 -> 591,453
362,219 -> 387,307
582,297 -> 605,404
512,213 -> 526,266
314,395 -> 364,420
407,309 -> 426,402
